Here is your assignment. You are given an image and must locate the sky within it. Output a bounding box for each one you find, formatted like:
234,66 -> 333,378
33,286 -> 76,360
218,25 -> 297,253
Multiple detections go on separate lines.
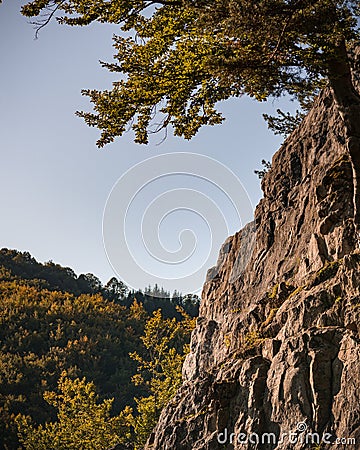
0,1 -> 295,294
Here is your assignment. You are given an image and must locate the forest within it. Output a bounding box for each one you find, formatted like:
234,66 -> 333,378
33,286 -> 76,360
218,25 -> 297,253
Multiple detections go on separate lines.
0,249 -> 199,449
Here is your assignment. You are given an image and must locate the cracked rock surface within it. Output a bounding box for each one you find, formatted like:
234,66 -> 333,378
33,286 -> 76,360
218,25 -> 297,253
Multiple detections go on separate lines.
145,87 -> 360,449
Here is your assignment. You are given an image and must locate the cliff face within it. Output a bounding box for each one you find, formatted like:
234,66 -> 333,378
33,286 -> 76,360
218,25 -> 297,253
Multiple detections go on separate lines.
145,88 -> 360,449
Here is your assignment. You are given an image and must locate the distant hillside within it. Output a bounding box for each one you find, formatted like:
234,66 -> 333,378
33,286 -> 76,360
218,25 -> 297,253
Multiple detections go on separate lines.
0,248 -> 108,296
0,248 -> 200,318
0,249 -> 198,449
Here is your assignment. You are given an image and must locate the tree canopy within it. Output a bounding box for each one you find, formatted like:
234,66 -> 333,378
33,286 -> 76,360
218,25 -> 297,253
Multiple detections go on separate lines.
0,250 -> 198,449
16,373 -> 134,450
20,0 -> 360,146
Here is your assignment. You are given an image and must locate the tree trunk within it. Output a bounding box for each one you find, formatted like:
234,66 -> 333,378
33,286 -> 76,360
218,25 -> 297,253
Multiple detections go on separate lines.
328,41 -> 360,237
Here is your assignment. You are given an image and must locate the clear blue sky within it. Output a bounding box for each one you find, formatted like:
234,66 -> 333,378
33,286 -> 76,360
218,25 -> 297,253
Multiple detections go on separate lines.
0,1 -> 294,294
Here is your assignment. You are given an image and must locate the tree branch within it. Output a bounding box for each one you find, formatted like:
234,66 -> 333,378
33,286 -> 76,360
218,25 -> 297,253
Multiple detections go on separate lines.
30,0 -> 65,39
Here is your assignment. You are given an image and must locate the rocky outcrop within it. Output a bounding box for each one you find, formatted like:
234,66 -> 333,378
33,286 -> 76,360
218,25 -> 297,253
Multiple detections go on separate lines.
145,87 -> 360,449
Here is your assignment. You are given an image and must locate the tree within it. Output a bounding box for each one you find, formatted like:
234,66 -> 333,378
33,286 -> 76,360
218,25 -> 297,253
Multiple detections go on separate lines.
104,277 -> 128,301
254,159 -> 272,180
144,284 -> 170,299
20,1 -> 360,229
15,372 -> 133,450
78,273 -> 103,293
262,109 -> 306,137
129,308 -> 196,448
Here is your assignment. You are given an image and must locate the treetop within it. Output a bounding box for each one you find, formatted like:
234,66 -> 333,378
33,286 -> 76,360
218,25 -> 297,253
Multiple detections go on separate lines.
20,0 -> 360,146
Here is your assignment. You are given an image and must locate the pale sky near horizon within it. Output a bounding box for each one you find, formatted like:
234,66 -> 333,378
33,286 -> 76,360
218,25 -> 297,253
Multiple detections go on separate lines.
0,1 -> 296,294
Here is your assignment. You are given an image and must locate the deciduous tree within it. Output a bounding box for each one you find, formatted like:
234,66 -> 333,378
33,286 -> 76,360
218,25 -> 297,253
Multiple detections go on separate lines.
16,373 -> 133,450
19,1 -> 360,233
130,308 -> 195,448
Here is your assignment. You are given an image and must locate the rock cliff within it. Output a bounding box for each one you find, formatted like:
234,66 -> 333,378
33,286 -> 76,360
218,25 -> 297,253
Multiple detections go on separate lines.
145,86 -> 360,449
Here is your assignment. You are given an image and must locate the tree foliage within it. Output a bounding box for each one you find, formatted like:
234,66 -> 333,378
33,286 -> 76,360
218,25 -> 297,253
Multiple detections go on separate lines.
254,159 -> 272,180
0,248 -> 126,299
0,277 -> 142,449
20,0 -> 360,146
263,108 -> 306,137
0,250 -> 198,449
16,373 -> 133,450
129,308 -> 196,449
12,303 -> 195,450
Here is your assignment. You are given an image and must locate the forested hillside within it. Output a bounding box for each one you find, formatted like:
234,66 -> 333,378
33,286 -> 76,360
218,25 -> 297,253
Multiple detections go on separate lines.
0,249 -> 199,318
0,249 -> 198,449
